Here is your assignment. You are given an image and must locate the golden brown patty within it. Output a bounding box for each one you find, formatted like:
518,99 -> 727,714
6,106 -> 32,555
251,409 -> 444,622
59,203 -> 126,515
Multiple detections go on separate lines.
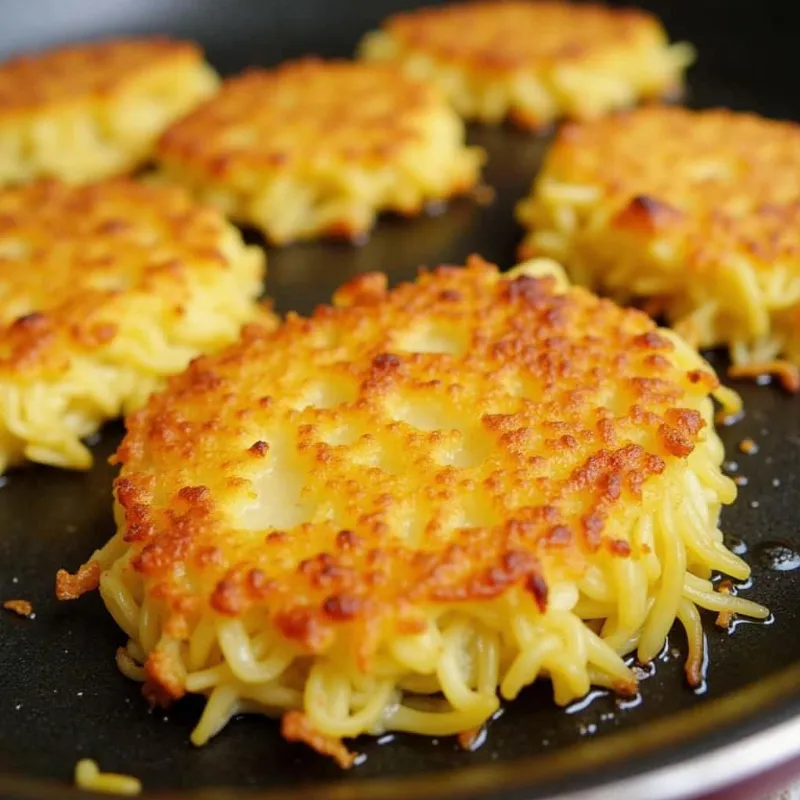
0,179 -> 269,472
358,1 -> 691,129
155,58 -> 484,244
517,106 -> 800,389
58,256 -> 765,765
0,37 -> 219,185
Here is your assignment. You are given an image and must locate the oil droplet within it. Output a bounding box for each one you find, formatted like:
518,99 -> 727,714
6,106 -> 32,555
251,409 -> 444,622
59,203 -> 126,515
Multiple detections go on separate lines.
459,725 -> 488,752
565,688 -> 607,714
723,460 -> 739,473
756,541 -> 800,572
716,408 -> 745,426
616,693 -> 642,711
726,535 -> 748,555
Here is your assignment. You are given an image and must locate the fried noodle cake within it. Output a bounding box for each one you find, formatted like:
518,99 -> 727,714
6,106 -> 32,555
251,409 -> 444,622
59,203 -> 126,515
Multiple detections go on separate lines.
0,179 -> 269,473
57,256 -> 766,766
358,1 -> 692,130
0,37 -> 219,186
517,107 -> 800,391
154,58 -> 484,245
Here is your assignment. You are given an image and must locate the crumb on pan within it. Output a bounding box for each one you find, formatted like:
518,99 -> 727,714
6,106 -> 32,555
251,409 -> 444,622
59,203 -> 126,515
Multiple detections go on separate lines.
358,1 -> 692,129
0,179 -> 270,474
0,37 -> 219,186
738,438 -> 759,456
518,106 -> 800,384
59,255 -> 766,764
3,599 -> 33,617
56,560 -> 102,600
155,58 -> 484,244
74,759 -> 141,796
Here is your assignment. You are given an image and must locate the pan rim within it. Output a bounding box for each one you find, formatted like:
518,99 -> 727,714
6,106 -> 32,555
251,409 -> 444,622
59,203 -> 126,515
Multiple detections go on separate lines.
2,660 -> 799,800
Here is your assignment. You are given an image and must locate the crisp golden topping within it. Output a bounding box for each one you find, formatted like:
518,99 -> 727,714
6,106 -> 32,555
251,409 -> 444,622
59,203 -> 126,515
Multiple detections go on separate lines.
159,59 -> 441,178
0,38 -> 203,115
155,58 -> 483,243
0,180 -> 263,378
518,106 -> 800,378
540,107 -> 800,274
0,37 -> 218,186
110,256 -> 717,650
359,1 -> 688,129
377,1 -> 667,70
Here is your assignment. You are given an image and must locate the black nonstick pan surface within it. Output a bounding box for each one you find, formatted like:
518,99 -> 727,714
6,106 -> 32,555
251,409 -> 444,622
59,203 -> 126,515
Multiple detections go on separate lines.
1,1 -> 799,798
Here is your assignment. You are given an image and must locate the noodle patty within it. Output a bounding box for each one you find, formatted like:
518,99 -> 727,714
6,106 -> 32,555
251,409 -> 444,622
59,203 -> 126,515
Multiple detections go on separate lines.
154,58 -> 484,244
0,179 -> 269,473
358,1 -> 691,130
517,107 -> 800,390
0,38 -> 219,186
57,256 -> 765,765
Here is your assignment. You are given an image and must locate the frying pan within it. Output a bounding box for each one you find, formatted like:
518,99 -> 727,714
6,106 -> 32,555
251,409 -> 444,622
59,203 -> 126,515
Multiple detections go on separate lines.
0,1 -> 799,798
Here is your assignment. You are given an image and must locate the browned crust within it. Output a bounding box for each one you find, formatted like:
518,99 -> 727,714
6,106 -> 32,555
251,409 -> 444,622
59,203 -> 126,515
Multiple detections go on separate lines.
378,1 -> 667,72
66,255 -> 724,665
0,37 -> 203,117
534,107 -> 800,279
157,58 -> 446,181
0,179 -> 263,379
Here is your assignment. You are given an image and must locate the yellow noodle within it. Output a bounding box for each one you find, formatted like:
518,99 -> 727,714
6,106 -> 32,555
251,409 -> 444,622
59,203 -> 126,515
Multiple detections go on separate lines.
74,759 -> 141,796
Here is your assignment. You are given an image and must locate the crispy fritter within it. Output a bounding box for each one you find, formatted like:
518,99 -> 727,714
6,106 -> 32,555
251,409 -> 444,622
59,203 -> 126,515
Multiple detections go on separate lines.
155,58 -> 484,244
0,179 -> 269,473
358,1 -> 691,129
108,257 -> 720,626
59,256 -> 754,762
518,106 -> 800,387
0,37 -> 219,185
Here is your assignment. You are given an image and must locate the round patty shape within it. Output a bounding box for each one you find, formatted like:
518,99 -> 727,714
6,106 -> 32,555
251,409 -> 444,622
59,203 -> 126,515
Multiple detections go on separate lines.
358,1 -> 691,130
0,179 -> 269,472
155,58 -> 484,245
517,106 -> 800,391
58,256 -> 765,766
0,37 -> 219,186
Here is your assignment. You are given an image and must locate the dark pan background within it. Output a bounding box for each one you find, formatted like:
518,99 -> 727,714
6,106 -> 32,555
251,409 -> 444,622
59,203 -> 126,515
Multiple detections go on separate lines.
0,1 -> 799,798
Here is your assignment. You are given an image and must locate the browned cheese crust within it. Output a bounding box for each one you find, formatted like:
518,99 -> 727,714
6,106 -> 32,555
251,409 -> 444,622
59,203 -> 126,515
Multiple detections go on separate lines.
0,38 -> 203,118
155,58 -> 483,243
0,180 -> 262,379
0,179 -> 268,472
518,106 -> 800,387
107,256 -> 717,663
0,38 -> 219,185
379,2 -> 664,71
359,1 -> 688,129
